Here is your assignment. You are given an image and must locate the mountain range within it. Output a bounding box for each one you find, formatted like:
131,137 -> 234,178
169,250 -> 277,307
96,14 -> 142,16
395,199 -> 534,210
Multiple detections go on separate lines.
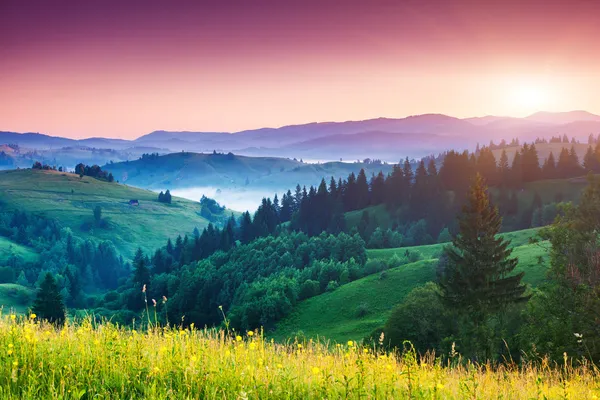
2,111 -> 600,164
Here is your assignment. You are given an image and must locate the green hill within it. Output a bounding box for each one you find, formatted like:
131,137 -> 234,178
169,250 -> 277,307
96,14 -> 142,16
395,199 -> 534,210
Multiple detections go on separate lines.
0,236 -> 39,265
0,283 -> 35,314
274,228 -> 548,343
0,169 -> 218,258
103,152 -> 394,190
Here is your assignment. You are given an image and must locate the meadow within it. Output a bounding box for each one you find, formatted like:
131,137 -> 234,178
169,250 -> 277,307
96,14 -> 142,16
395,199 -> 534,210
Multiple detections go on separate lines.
0,316 -> 598,399
0,169 -> 215,258
0,236 -> 39,265
275,228 -> 548,342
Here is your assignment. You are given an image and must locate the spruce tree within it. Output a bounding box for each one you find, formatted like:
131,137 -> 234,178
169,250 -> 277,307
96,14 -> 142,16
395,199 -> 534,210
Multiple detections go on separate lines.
31,273 -> 66,325
439,173 -> 528,318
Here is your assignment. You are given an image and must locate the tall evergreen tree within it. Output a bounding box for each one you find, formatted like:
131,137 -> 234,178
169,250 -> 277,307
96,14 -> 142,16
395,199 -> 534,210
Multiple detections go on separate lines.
498,149 -> 510,186
542,151 -> 557,179
438,174 -> 528,356
31,273 -> 66,325
133,248 -> 150,287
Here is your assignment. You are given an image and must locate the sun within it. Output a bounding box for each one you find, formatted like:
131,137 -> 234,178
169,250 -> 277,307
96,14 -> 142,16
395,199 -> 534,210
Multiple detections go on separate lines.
509,84 -> 550,113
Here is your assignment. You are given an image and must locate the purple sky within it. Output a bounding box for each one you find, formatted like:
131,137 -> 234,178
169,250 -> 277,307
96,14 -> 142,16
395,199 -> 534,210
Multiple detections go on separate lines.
2,0 -> 600,138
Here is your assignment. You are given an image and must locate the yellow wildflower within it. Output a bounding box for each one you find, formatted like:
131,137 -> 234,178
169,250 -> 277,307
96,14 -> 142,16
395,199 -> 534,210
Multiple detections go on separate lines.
247,331 -> 254,337
29,313 -> 36,319
236,335 -> 243,342
10,314 -> 16,321
7,350 -> 13,356
347,340 -> 354,347
12,361 -> 18,367
312,367 -> 320,375
436,383 -> 444,390
8,344 -> 13,348
249,342 -> 256,350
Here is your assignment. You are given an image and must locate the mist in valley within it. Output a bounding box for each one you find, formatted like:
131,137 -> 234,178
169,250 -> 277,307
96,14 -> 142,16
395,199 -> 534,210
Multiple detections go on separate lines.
158,186 -> 287,213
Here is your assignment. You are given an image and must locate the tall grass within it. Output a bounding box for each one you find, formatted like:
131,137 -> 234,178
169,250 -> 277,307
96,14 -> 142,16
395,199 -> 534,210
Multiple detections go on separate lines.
0,314 -> 598,399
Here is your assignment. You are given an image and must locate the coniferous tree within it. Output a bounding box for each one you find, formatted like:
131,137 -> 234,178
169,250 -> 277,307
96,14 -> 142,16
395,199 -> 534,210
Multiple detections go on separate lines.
355,169 -> 370,209
438,174 -> 528,356
498,149 -> 510,186
510,151 -> 522,187
31,273 -> 66,325
556,147 -> 571,178
583,146 -> 598,173
410,160 -> 429,219
542,151 -> 557,179
133,248 -> 150,290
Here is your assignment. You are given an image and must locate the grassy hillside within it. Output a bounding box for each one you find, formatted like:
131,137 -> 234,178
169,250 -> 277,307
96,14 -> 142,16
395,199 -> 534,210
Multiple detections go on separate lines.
274,228 -> 548,343
0,169 -> 216,258
103,152 -> 394,190
0,237 -> 39,265
0,283 -> 34,314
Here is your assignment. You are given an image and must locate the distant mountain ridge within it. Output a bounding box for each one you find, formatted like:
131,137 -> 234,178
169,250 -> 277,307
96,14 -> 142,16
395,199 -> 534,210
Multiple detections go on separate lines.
3,111 -> 600,162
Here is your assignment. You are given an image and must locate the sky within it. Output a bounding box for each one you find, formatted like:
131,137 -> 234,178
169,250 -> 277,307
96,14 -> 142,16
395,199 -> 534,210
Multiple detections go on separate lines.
1,0 -> 600,139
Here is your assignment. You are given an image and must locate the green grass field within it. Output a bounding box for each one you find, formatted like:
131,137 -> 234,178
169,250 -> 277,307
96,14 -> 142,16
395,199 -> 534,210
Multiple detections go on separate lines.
0,237 -> 39,265
275,228 -> 549,343
0,169 -> 215,258
1,318 -> 597,399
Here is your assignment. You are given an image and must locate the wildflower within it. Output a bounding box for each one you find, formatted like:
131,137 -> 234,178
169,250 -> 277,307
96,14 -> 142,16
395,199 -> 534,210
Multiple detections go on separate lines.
8,344 -> 13,348
29,313 -> 36,319
436,383 -> 444,390
191,355 -> 198,363
247,331 -> 254,337
7,350 -> 13,356
312,367 -> 320,375
152,299 -> 157,307
218,305 -> 223,310
249,342 -> 256,350
347,340 -> 354,347
10,314 -> 16,321
363,348 -> 369,354
236,335 -> 243,342
142,284 -> 146,293
297,343 -> 303,349
162,296 -> 168,303
12,361 -> 18,367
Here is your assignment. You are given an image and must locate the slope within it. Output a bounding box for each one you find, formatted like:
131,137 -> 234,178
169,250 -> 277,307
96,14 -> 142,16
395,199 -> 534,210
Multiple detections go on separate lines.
0,236 -> 39,265
0,169 -> 217,258
273,228 -> 548,343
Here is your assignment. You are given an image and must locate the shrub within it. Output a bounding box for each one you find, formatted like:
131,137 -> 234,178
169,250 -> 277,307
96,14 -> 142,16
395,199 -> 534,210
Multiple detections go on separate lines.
326,281 -> 339,292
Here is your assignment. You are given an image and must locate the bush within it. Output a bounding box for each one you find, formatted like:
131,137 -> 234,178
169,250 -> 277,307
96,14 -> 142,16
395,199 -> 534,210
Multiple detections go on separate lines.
379,271 -> 388,280
364,259 -> 388,276
326,281 -> 339,292
382,282 -> 455,354
299,280 -> 320,300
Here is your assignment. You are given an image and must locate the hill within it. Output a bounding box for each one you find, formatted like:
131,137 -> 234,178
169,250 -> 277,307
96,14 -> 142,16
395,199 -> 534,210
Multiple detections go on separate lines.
4,110 -> 600,164
0,236 -> 39,265
0,169 -> 219,258
0,283 -> 35,314
102,153 -> 395,202
273,228 -> 548,343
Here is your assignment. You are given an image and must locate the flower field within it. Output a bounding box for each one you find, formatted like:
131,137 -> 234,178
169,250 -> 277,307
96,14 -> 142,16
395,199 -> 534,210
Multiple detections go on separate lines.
0,315 -> 598,399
